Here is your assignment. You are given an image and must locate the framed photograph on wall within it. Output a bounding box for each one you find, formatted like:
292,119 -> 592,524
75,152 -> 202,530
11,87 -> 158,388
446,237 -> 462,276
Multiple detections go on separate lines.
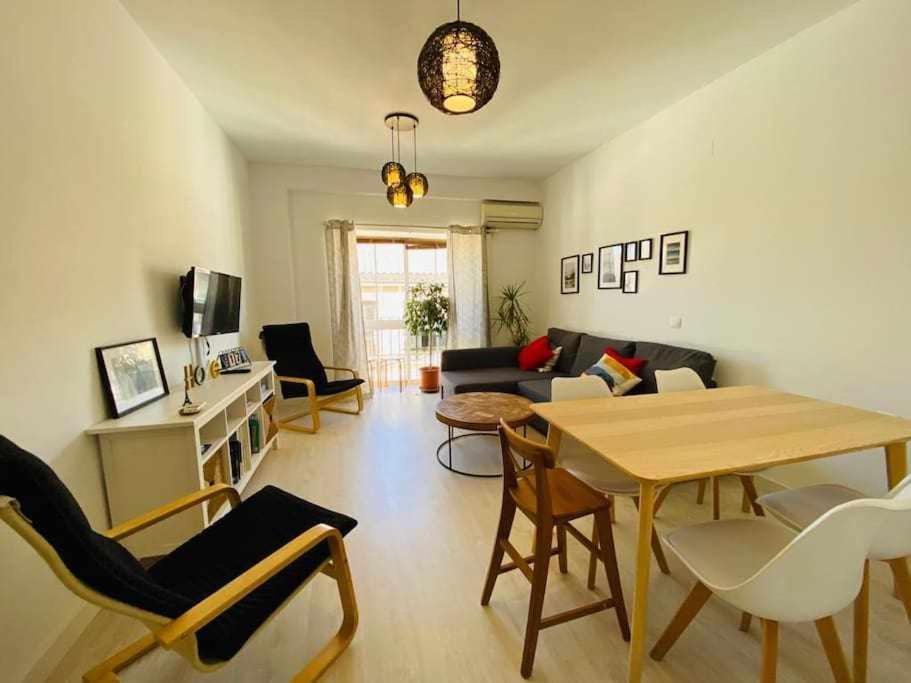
639,238 -> 653,260
597,243 -> 624,290
659,230 -> 689,275
581,252 -> 594,274
623,270 -> 639,293
561,255 -> 580,294
96,338 -> 169,418
625,241 -> 638,262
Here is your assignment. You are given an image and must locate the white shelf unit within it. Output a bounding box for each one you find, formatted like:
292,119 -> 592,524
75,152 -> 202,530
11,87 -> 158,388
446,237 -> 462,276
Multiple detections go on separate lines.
87,361 -> 278,557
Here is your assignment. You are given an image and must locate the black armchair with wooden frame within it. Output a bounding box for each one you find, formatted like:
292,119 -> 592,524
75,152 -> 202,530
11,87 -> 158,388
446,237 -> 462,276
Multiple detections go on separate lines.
0,435 -> 358,682
481,420 -> 630,678
260,322 -> 365,435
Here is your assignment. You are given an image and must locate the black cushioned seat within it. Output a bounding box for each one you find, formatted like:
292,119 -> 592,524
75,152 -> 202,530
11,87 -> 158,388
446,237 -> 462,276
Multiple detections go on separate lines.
149,485 -> 357,662
0,435 -> 357,665
261,322 -> 364,398
516,378 -> 553,403
442,367 -> 568,396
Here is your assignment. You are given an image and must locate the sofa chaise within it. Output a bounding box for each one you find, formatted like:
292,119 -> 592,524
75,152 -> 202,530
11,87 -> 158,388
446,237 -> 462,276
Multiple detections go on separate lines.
441,327 -> 717,434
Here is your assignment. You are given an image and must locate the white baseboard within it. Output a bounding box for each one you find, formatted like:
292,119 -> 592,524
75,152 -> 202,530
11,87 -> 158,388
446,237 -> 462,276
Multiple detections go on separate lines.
24,603 -> 99,683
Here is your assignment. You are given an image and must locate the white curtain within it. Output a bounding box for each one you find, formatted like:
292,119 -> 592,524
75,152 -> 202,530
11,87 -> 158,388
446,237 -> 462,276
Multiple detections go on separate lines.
447,226 -> 489,349
324,220 -> 370,395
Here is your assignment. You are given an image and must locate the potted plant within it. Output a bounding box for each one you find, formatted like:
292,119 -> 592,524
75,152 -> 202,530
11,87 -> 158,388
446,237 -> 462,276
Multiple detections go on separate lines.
403,282 -> 449,393
491,282 -> 530,346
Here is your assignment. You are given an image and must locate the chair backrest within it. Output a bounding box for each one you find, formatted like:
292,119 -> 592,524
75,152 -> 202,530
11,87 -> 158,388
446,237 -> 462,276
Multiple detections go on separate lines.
498,420 -> 555,524
261,322 -> 328,389
551,375 -> 614,402
871,472 -> 911,560
655,367 -> 706,393
0,435 -> 187,623
724,496 -> 911,623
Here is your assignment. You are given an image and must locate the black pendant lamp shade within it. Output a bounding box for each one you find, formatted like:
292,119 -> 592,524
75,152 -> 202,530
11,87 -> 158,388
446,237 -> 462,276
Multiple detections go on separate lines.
418,2 -> 499,115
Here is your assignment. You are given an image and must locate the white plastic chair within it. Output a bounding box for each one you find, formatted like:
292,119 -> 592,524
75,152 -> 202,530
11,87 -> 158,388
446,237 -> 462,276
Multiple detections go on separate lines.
550,376 -> 671,583
654,368 -> 766,520
758,473 -> 911,681
650,494 -> 911,682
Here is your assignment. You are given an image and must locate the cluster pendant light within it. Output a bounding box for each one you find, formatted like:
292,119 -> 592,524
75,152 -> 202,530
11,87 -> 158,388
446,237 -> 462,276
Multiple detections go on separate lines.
417,0 -> 500,115
380,113 -> 429,208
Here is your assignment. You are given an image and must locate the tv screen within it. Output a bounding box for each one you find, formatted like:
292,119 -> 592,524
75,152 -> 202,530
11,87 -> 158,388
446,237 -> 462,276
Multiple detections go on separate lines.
181,267 -> 241,338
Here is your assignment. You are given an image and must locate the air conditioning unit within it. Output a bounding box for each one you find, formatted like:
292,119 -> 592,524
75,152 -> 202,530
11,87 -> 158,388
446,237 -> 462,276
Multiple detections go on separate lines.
481,200 -> 543,230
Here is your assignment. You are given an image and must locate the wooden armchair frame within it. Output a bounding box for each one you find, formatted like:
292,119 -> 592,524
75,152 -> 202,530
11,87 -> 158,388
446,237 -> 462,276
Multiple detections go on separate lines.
0,483 -> 358,683
277,366 -> 364,435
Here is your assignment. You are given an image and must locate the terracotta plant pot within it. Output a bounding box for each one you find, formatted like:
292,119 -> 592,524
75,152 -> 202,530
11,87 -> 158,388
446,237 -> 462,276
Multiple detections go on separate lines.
419,366 -> 441,393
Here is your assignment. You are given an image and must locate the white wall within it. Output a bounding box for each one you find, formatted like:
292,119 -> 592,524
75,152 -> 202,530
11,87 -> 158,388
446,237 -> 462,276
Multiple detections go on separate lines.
536,0 -> 911,494
0,1 -> 254,679
247,164 -> 542,358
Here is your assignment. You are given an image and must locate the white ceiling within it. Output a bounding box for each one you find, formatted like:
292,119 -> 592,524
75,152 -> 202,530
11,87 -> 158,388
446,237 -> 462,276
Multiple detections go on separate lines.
122,0 -> 856,179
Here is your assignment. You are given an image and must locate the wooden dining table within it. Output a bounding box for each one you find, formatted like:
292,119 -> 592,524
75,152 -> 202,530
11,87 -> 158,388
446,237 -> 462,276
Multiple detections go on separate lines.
531,385 -> 911,683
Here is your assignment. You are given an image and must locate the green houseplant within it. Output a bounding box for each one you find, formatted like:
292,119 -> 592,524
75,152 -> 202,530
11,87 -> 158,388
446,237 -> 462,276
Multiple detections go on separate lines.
492,282 -> 530,346
403,282 -> 449,392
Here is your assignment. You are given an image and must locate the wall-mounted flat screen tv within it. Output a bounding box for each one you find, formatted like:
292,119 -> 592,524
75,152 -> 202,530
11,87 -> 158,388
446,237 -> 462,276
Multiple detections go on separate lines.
180,267 -> 241,338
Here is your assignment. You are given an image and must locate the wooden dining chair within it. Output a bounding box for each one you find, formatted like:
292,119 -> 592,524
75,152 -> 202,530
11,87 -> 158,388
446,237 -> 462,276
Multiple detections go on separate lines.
261,322 -> 364,434
654,368 -> 766,519
0,434 -> 358,682
480,419 -> 629,678
550,376 -> 671,584
650,495 -> 911,682
757,473 -> 911,681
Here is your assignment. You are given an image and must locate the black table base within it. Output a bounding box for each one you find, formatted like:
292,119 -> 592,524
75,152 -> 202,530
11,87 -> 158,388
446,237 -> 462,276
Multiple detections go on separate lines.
435,424 -> 530,478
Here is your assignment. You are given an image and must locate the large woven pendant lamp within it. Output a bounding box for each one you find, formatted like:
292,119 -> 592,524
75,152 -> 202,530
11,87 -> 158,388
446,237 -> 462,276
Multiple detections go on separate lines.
417,0 -> 500,115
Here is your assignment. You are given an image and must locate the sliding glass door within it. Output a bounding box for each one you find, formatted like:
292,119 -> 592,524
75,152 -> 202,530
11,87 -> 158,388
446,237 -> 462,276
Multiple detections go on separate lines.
357,233 -> 447,388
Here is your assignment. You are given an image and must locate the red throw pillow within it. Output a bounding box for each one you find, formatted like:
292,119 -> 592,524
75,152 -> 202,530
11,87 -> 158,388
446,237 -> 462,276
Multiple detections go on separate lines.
519,336 -> 553,371
606,347 -> 647,377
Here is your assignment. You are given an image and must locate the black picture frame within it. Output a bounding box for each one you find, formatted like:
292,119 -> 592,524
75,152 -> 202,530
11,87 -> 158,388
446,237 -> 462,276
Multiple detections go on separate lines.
659,230 -> 689,275
95,337 -> 169,418
581,252 -> 594,274
623,270 -> 639,293
561,255 -> 580,294
597,243 -> 624,290
638,238 -> 653,260
625,241 -> 638,262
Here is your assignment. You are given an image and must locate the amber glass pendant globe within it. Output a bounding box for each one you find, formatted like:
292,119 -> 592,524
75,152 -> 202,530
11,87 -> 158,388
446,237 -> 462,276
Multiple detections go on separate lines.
387,182 -> 413,208
381,161 -> 405,188
406,172 -> 429,199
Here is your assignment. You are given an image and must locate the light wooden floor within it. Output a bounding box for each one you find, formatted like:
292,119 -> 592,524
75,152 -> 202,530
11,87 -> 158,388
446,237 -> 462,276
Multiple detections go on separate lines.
49,390 -> 911,682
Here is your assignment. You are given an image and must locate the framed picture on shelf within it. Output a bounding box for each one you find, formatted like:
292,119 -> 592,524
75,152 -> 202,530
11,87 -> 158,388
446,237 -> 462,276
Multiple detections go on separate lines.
623,270 -> 639,293
659,230 -> 689,275
625,241 -> 638,262
581,252 -> 594,274
95,338 -> 169,418
639,238 -> 653,260
597,243 -> 624,290
561,255 -> 580,294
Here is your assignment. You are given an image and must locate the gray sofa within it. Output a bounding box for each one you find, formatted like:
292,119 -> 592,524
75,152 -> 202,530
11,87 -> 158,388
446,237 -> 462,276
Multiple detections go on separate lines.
441,327 -> 717,433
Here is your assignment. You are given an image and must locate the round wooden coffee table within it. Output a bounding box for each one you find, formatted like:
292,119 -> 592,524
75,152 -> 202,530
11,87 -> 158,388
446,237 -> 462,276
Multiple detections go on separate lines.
435,392 -> 534,477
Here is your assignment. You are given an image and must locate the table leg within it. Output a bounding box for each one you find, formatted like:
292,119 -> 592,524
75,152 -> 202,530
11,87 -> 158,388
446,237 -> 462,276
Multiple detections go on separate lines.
546,424 -> 562,459
628,481 -> 657,683
885,442 -> 908,488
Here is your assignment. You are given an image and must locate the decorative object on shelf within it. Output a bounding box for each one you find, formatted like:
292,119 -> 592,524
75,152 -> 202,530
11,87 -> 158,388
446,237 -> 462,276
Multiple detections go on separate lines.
597,243 -> 624,290
581,252 -> 594,274
218,346 -> 252,374
178,364 -> 207,415
95,337 -> 168,418
623,270 -> 639,294
639,238 -> 653,260
382,113 -> 428,208
625,241 -> 638,262
208,359 -> 222,379
403,282 -> 449,392
491,282 -> 530,346
417,0 -> 500,115
561,255 -> 580,294
659,230 -> 690,275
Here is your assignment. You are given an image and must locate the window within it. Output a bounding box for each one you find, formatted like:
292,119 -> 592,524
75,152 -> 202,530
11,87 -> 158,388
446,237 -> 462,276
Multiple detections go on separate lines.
357,232 -> 447,387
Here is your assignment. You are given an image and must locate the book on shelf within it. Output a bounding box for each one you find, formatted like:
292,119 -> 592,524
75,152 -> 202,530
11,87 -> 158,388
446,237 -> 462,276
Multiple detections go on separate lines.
249,415 -> 261,455
228,437 -> 242,484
